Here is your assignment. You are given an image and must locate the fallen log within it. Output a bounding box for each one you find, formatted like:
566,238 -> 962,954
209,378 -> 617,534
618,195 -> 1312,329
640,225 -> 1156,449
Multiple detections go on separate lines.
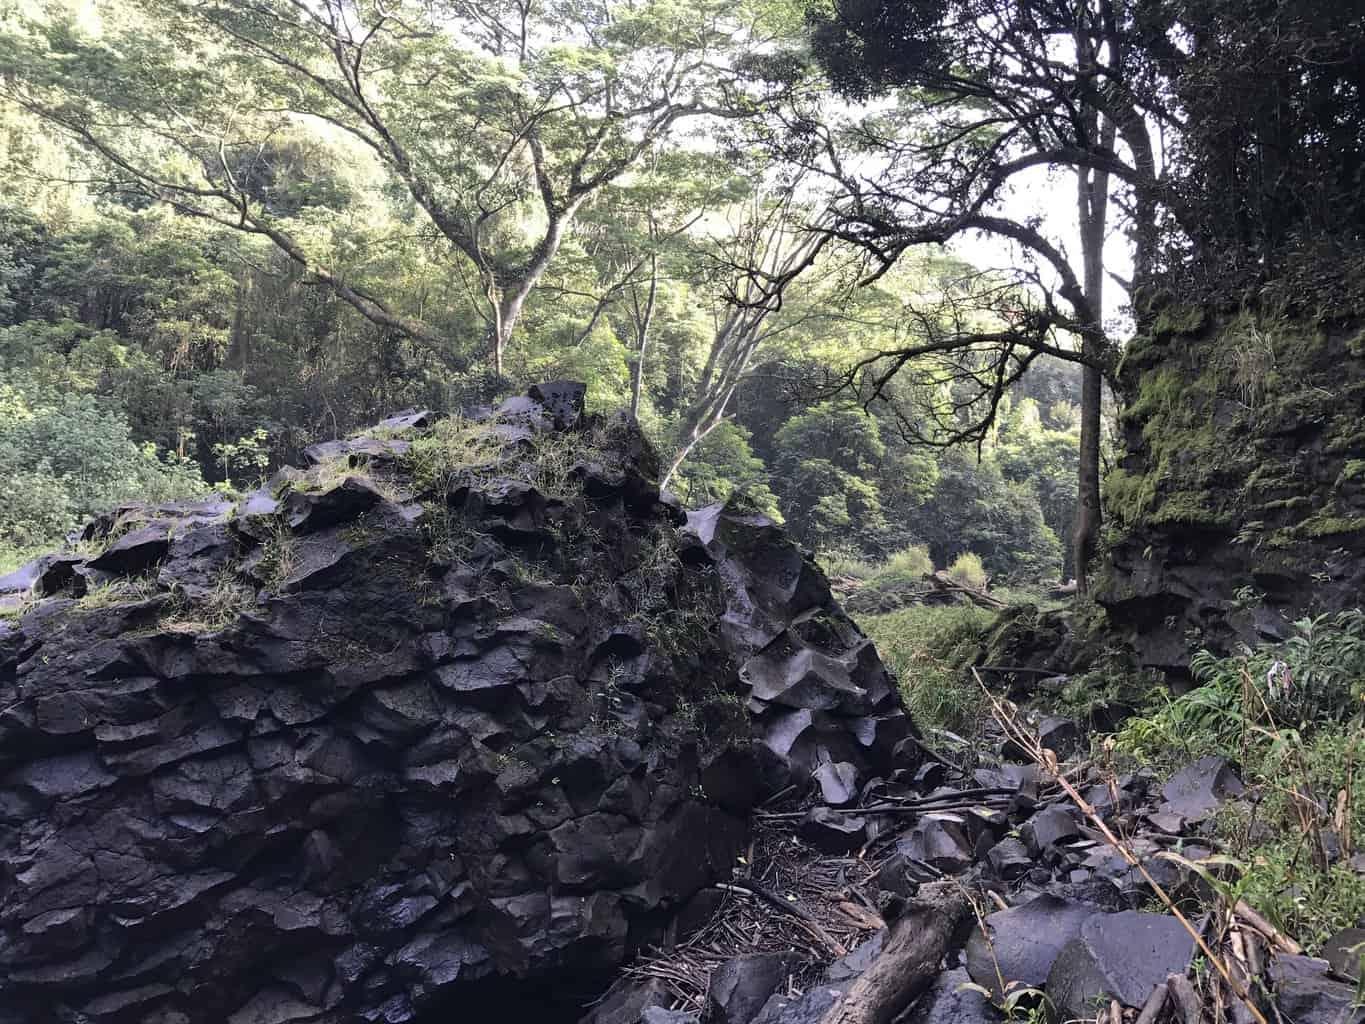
1234,900 -> 1303,956
1167,974 -> 1203,1024
1133,979 -> 1170,1024
923,571 -> 1008,610
816,880 -> 971,1024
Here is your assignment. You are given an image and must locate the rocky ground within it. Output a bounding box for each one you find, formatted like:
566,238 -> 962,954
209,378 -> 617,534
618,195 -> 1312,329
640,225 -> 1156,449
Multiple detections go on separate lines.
586,709 -> 1365,1024
0,383 -> 1360,1024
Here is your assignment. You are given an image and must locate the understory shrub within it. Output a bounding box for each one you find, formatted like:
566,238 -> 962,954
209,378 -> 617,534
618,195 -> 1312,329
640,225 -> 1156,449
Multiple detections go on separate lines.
879,543 -> 934,584
1116,611 -> 1365,762
946,551 -> 987,590
0,392 -> 206,566
817,548 -> 879,582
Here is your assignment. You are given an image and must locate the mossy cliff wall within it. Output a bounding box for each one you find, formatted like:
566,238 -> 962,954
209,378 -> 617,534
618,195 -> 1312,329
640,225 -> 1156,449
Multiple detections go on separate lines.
1096,308 -> 1365,670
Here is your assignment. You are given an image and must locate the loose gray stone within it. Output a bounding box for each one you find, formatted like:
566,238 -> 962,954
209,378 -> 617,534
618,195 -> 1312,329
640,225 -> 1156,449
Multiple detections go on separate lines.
1322,927 -> 1365,981
1269,955 -> 1365,1024
1020,805 -> 1081,852
799,807 -> 868,854
904,967 -> 1001,1024
707,952 -> 799,1024
986,837 -> 1033,880
1046,911 -> 1196,1021
1159,756 -> 1244,822
813,760 -> 859,806
966,895 -> 1098,1000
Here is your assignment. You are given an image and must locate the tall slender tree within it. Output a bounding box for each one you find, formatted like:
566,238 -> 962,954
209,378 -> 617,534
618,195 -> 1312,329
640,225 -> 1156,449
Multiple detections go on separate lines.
661,185 -> 835,489
799,0 -> 1177,590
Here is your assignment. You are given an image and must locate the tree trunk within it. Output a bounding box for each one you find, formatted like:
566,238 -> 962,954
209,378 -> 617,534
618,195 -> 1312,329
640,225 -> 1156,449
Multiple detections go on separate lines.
487,205 -> 580,378
660,415 -> 722,492
229,268 -> 251,371
1075,357 -> 1103,594
1074,155 -> 1110,593
490,289 -> 526,379
629,255 -> 658,421
1072,26 -> 1113,596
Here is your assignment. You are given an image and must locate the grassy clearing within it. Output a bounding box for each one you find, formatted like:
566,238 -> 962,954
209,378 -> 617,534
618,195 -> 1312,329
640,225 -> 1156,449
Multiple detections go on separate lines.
863,603 -> 995,733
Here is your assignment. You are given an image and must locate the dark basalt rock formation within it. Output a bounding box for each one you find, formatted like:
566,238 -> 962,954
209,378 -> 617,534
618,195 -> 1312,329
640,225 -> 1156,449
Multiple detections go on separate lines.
1098,308 -> 1365,671
1046,911 -> 1196,1023
965,895 -> 1097,1000
0,384 -> 911,1024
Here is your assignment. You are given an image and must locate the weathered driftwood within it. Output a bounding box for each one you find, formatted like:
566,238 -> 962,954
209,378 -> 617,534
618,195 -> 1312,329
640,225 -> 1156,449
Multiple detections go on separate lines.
1235,901 -> 1303,956
924,570 -> 1008,610
1167,973 -> 1204,1024
816,880 -> 971,1024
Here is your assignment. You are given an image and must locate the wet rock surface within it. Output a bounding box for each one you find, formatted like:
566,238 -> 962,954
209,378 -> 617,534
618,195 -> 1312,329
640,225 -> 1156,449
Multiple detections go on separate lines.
0,386 -> 910,1024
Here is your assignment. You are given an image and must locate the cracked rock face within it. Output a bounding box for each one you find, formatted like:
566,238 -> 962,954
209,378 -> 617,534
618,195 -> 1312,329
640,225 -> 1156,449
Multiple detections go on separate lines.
0,384 -> 914,1024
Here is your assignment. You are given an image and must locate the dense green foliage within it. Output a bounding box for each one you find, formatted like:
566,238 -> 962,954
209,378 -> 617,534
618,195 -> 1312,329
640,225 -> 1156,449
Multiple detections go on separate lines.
0,0 -> 1079,582
1115,613 -> 1365,950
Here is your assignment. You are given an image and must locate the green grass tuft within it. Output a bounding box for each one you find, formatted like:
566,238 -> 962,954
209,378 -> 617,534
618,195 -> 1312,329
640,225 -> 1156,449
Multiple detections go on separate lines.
946,551 -> 987,590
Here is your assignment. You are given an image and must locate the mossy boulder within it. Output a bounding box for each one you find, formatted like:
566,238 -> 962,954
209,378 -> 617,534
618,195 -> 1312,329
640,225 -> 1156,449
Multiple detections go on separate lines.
1097,309 -> 1365,671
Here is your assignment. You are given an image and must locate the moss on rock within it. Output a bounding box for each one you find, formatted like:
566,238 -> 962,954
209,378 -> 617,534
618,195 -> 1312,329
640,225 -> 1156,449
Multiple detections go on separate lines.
1098,309 -> 1365,672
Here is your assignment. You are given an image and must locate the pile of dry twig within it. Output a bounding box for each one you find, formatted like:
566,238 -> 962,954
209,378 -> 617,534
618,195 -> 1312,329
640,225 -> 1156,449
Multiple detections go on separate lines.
623,816 -> 886,1013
